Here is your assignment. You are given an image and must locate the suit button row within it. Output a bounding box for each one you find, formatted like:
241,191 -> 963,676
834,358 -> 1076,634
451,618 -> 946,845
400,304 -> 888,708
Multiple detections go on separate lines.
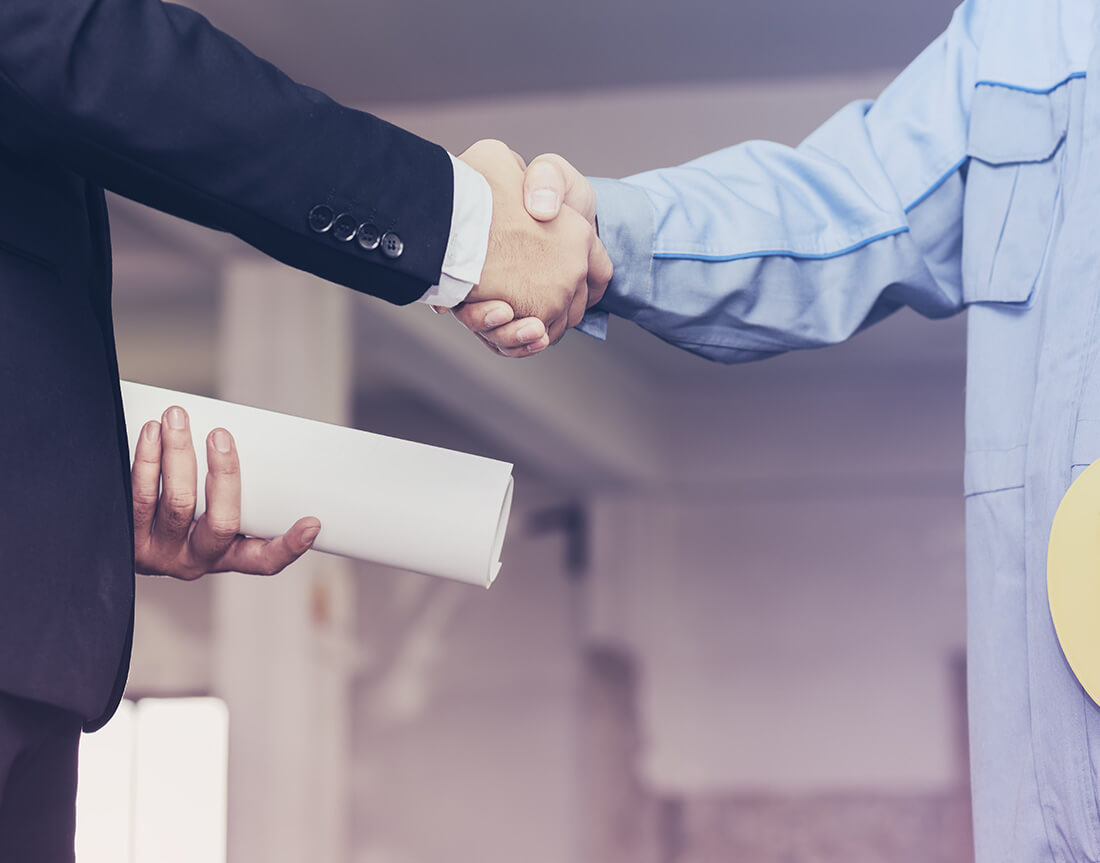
308,205 -> 403,259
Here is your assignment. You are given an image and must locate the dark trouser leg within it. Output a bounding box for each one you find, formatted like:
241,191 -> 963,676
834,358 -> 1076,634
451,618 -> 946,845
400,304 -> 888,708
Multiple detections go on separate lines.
0,693 -> 82,863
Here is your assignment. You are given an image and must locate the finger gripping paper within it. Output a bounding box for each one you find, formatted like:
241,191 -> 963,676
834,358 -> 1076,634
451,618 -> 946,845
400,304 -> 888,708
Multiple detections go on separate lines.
121,381 -> 514,588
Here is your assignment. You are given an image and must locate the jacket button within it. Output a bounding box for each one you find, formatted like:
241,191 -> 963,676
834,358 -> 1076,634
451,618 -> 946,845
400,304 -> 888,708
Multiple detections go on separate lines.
380,231 -> 404,259
308,204 -> 335,233
332,213 -> 359,242
357,223 -> 381,250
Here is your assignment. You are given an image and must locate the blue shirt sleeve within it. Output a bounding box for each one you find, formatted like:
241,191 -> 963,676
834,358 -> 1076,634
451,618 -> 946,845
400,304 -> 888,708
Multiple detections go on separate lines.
580,0 -> 990,362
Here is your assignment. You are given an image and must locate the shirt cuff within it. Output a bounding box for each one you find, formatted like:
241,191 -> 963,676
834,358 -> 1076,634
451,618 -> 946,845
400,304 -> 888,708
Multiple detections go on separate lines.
575,177 -> 657,340
417,154 -> 493,307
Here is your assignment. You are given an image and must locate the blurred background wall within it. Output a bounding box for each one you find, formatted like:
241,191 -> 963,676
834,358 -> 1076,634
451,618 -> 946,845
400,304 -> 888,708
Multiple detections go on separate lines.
79,0 -> 975,860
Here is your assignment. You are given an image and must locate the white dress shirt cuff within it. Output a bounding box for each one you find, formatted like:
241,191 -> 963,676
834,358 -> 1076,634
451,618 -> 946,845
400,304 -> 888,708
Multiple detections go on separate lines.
417,154 -> 493,307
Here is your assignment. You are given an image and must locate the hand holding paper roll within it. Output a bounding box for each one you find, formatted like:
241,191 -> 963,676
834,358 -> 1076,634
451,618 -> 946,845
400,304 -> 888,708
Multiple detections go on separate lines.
131,405 -> 321,580
121,382 -> 515,588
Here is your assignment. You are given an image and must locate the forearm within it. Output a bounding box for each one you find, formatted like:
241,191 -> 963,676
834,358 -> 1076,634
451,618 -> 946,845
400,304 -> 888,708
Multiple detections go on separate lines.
582,0 -> 989,361
584,144 -> 959,364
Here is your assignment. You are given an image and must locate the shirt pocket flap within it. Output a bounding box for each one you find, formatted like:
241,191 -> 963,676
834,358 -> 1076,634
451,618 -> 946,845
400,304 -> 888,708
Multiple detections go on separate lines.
962,85 -> 1069,306
967,85 -> 1068,165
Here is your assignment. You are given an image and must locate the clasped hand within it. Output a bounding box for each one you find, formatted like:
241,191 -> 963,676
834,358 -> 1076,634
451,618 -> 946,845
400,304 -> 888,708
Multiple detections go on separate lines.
455,141 -> 606,357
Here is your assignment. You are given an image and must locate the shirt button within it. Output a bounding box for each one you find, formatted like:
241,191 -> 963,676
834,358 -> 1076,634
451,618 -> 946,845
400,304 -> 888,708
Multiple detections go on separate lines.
357,223 -> 381,250
380,231 -> 404,259
308,204 -> 335,233
332,213 -> 359,242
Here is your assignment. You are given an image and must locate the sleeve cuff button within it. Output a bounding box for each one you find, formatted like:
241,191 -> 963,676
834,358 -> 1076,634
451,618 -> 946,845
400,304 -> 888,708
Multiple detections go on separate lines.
381,232 -> 404,259
357,223 -> 381,250
332,213 -> 359,242
308,204 -> 335,233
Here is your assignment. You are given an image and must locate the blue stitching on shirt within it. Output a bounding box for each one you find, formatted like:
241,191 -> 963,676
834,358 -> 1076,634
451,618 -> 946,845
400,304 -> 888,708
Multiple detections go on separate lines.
650,74 -> 1086,266
902,74 -> 1086,214
651,227 -> 910,263
974,70 -> 1086,94
904,156 -> 969,213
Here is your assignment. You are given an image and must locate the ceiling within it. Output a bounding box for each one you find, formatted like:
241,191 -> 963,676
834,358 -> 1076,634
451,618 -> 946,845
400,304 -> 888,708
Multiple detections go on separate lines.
180,0 -> 961,105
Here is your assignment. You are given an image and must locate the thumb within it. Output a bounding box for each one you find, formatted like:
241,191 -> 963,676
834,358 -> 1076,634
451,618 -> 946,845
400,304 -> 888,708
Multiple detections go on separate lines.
524,154 -> 596,223
523,157 -> 566,221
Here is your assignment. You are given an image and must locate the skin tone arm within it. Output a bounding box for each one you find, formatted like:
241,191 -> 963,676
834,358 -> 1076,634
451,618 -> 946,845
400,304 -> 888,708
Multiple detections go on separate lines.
133,406 -> 320,580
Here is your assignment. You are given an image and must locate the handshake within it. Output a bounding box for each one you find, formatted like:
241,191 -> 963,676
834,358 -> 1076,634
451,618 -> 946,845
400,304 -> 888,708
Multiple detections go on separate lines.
448,140 -> 606,357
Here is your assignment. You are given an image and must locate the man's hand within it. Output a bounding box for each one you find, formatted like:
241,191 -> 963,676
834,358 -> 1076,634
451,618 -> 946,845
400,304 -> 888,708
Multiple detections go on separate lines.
522,153 -> 599,225
455,141 -> 611,355
132,406 -> 320,580
454,150 -> 603,355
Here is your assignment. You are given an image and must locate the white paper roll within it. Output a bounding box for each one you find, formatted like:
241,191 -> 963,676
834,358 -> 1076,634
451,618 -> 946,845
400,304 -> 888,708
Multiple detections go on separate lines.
121,381 -> 514,588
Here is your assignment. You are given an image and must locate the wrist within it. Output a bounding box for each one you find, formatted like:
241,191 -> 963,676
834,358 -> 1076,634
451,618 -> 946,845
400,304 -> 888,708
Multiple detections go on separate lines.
419,154 -> 493,307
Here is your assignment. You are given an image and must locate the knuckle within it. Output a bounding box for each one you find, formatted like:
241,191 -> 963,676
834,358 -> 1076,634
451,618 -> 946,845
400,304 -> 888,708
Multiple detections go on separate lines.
212,458 -> 240,478
163,514 -> 193,534
132,490 -> 160,511
531,152 -> 564,171
551,275 -> 575,299
208,518 -> 240,542
165,490 -> 196,511
528,157 -> 560,181
164,435 -> 192,452
455,309 -> 478,330
473,138 -> 505,155
549,322 -> 568,345
479,305 -> 507,329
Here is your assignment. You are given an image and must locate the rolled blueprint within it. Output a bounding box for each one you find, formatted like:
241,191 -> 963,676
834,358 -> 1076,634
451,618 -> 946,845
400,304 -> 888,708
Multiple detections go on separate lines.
120,381 -> 514,587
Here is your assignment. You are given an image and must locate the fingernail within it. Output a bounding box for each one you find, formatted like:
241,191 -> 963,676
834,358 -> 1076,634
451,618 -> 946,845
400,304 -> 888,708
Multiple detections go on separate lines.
144,422 -> 160,443
212,429 -> 232,454
484,308 -> 510,328
517,324 -> 543,343
166,407 -> 186,430
301,525 -> 321,545
527,189 -> 560,217
526,337 -> 549,353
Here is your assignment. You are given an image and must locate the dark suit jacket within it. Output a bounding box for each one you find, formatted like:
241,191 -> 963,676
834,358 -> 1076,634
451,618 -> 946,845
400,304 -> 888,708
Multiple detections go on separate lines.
0,0 -> 455,730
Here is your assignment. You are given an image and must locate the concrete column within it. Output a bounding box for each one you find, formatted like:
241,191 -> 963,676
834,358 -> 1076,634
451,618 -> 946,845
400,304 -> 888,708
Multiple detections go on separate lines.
212,260 -> 357,863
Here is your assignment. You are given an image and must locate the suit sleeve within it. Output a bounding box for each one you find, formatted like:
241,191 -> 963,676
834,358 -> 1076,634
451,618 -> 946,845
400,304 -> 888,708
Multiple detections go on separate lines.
580,0 -> 990,360
0,0 -> 453,304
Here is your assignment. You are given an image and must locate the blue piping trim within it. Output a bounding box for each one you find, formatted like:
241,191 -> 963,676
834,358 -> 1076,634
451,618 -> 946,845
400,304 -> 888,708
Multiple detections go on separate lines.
902,73 -> 1086,214
974,70 -> 1086,95
650,73 -> 1086,267
652,226 -> 910,263
904,156 -> 969,213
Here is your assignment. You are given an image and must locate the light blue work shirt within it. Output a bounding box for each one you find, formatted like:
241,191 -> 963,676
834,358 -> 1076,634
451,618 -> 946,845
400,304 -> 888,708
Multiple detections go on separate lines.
583,1 -> 1100,859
